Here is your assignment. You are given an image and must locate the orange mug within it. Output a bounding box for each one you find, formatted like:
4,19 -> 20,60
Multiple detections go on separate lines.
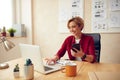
61,63 -> 77,77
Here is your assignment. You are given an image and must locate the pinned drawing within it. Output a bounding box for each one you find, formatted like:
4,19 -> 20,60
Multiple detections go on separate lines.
92,0 -> 120,33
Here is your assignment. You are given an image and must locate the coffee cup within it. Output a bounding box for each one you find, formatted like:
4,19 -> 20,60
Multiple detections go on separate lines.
61,62 -> 77,77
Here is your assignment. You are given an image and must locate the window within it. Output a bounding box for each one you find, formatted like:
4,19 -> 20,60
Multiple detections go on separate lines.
0,0 -> 13,29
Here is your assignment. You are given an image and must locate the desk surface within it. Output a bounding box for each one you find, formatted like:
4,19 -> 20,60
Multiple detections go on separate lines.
88,72 -> 120,80
0,58 -> 120,80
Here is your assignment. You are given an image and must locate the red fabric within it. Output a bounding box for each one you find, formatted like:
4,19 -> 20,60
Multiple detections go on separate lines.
56,33 -> 96,62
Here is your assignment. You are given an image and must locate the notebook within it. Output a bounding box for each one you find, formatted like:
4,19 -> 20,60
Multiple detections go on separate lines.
19,43 -> 61,74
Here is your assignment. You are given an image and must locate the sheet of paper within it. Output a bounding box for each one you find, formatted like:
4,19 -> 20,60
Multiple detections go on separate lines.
92,0 -> 107,20
92,0 -> 120,33
109,0 -> 120,11
92,19 -> 108,32
109,12 -> 120,27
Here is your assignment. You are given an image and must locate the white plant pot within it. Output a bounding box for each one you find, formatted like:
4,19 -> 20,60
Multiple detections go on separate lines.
14,71 -> 20,78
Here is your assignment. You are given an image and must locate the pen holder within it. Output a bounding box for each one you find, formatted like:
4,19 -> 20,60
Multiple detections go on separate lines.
24,65 -> 34,80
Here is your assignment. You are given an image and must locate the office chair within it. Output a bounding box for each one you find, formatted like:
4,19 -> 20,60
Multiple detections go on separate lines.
85,33 -> 101,62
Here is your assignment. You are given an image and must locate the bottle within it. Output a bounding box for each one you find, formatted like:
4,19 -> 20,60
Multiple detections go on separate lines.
13,64 -> 20,78
1,26 -> 6,37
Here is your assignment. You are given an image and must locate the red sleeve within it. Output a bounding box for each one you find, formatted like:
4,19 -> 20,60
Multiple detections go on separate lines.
80,34 -> 96,63
88,37 -> 96,63
55,38 -> 68,59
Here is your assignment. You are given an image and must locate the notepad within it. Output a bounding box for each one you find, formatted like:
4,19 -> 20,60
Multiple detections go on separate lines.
88,72 -> 120,80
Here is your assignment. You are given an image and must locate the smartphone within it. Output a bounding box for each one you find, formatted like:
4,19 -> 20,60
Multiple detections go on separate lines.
72,43 -> 80,53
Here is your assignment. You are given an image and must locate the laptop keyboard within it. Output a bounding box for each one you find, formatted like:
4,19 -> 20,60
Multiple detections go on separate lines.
44,66 -> 53,71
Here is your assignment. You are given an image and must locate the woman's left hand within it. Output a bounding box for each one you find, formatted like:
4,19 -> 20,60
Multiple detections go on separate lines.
71,48 -> 94,63
71,47 -> 84,58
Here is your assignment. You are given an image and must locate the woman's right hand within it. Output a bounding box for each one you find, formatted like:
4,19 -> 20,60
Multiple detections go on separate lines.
45,56 -> 59,65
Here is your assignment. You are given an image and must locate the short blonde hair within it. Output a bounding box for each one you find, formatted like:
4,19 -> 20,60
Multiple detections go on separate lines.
67,16 -> 84,30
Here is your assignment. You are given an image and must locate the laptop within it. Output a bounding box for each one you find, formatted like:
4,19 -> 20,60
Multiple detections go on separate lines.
19,43 -> 61,74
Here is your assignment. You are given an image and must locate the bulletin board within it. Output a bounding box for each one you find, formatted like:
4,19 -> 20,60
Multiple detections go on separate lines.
58,0 -> 84,33
92,0 -> 120,33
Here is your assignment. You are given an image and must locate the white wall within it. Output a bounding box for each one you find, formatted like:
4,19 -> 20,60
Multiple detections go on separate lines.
100,33 -> 120,63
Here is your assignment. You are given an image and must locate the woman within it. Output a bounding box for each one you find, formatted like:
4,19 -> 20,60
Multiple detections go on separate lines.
46,16 -> 96,64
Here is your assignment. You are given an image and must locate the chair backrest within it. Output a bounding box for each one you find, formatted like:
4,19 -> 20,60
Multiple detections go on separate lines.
85,33 -> 101,62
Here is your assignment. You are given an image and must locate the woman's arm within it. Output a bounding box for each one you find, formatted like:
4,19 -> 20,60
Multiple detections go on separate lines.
71,48 -> 94,63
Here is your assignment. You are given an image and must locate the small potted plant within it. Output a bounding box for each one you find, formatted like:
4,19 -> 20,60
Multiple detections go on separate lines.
13,64 -> 20,78
7,28 -> 16,37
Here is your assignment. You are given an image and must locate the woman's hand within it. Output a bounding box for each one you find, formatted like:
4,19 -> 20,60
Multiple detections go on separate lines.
71,47 -> 84,58
45,56 -> 59,65
71,48 -> 94,62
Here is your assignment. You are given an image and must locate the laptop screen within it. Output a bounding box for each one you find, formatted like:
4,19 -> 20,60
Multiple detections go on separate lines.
19,43 -> 45,73
19,43 -> 61,74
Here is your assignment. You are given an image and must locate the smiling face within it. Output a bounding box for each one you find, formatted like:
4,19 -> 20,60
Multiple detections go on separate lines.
68,21 -> 81,37
67,17 -> 84,39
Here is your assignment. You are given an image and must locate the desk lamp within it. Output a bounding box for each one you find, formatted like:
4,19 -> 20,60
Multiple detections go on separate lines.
0,36 -> 15,69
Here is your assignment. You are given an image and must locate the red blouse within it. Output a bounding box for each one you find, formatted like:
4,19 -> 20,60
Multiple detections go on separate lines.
56,33 -> 96,62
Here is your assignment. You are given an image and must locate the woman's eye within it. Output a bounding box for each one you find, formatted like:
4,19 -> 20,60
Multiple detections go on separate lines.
68,25 -> 77,29
72,26 -> 76,28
